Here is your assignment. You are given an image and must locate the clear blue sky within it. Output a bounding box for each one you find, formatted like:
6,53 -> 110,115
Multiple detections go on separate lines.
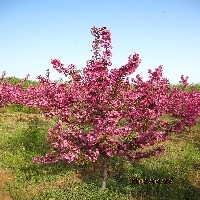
0,0 -> 200,84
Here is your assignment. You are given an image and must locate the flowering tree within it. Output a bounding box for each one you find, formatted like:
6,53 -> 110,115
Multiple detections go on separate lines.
1,26 -> 200,190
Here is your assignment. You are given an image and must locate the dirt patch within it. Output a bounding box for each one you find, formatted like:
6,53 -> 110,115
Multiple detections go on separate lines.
24,171 -> 82,197
0,168 -> 14,200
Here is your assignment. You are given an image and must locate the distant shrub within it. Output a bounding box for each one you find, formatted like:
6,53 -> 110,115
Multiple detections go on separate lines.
170,83 -> 200,92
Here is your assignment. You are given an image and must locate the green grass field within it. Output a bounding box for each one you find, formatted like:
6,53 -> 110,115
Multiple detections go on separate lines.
0,108 -> 199,200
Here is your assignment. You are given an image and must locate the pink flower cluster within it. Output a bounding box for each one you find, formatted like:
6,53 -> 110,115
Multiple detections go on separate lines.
0,26 -> 200,166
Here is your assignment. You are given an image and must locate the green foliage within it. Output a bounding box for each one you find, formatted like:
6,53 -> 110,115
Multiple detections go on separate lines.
5,104 -> 39,114
14,118 -> 50,154
2,76 -> 38,88
170,83 -> 200,92
0,117 -> 50,168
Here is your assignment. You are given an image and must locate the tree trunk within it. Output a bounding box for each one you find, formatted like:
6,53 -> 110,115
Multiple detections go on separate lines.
101,157 -> 108,191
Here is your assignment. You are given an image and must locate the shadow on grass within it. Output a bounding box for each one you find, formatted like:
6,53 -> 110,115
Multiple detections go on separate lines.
4,117 -> 80,182
78,153 -> 200,200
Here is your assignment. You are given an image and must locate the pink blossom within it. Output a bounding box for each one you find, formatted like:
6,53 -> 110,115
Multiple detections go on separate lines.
0,26 -> 199,167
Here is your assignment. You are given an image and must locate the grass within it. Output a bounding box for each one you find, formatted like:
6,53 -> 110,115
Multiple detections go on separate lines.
0,109 -> 199,200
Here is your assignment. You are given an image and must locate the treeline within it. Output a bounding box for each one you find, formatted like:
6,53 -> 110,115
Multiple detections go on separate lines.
170,83 -> 200,92
2,76 -> 200,90
1,76 -> 39,88
1,76 -> 200,114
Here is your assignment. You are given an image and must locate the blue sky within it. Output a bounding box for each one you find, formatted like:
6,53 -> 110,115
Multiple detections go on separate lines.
0,0 -> 200,84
